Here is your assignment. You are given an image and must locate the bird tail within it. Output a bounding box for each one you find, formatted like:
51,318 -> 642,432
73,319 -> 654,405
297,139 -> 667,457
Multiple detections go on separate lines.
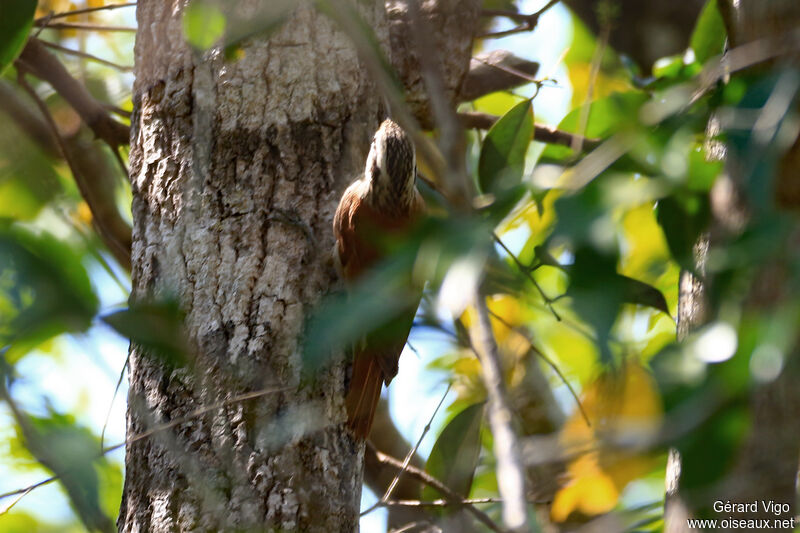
345,351 -> 384,439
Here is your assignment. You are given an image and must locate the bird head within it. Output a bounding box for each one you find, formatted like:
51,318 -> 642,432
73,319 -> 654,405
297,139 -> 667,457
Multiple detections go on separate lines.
364,119 -> 417,211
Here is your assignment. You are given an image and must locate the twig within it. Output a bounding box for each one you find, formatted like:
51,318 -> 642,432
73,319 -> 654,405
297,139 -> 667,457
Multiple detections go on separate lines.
100,353 -> 130,450
486,309 -> 590,427
39,40 -> 133,71
0,386 -> 288,503
471,292 -> 529,532
492,233 -> 561,321
389,521 -> 436,533
385,497 -> 504,507
16,38 -> 130,149
472,54 -> 540,84
458,111 -> 602,150
370,447 -> 506,533
0,80 -> 59,157
16,72 -> 132,270
361,384 -> 452,517
479,1 -> 561,39
0,486 -> 35,516
380,384 -> 451,502
35,1 -> 137,23
34,21 -> 137,32
459,51 -> 540,103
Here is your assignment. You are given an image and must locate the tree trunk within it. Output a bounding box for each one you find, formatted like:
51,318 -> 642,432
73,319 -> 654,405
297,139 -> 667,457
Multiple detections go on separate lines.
118,1 -> 388,530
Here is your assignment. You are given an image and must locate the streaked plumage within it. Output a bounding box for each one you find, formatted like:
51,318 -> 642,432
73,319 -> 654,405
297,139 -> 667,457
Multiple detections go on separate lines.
333,119 -> 425,438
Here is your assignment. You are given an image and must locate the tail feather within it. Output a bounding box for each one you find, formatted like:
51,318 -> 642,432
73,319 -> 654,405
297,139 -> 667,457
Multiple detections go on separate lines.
345,353 -> 384,438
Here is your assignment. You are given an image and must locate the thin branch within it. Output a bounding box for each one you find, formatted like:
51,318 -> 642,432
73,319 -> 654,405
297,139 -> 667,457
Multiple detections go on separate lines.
16,38 -> 130,149
16,72 -> 132,270
0,486 -> 35,516
361,384 -> 452,517
380,384 -> 451,502
492,233 -> 561,321
479,25 -> 536,40
471,292 -> 529,532
385,497 -> 504,507
389,521 -> 436,533
35,1 -> 137,23
458,111 -> 602,150
479,1 -> 560,39
472,54 -> 540,84
459,50 -> 540,103
39,40 -> 133,71
486,309 -> 590,427
34,21 -> 137,32
0,80 -> 59,157
369,447 -> 506,533
100,353 -> 130,450
0,386 -> 288,503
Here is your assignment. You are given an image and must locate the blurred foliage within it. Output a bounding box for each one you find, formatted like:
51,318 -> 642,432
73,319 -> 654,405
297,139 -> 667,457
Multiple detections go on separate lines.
2,0 -> 800,531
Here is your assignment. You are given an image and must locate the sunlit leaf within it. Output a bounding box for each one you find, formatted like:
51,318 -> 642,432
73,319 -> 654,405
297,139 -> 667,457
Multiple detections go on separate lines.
541,92 -> 648,161
478,99 -> 533,194
690,0 -> 726,65
17,410 -> 113,532
553,361 -> 663,521
183,0 -> 226,50
0,0 -> 36,74
0,225 -> 98,362
423,402 -> 484,501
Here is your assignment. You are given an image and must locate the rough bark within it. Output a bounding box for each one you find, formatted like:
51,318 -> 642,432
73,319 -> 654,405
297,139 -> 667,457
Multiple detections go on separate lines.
387,0 -> 482,129
119,1 -> 388,531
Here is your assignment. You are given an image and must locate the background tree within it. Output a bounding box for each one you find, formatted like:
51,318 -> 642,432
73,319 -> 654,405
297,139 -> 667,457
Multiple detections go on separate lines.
1,0 -> 799,532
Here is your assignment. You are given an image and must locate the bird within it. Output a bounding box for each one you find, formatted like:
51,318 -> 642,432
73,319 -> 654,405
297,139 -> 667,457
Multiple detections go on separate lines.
332,118 -> 426,438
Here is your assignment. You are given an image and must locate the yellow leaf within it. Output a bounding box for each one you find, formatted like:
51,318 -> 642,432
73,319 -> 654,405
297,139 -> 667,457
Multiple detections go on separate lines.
553,361 -> 663,521
76,200 -> 93,225
619,203 -> 671,281
551,452 -> 619,521
568,63 -> 633,108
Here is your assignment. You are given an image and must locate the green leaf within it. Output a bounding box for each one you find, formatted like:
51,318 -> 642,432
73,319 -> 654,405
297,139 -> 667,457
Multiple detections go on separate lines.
478,99 -> 534,194
652,55 -> 684,80
19,410 -> 114,532
655,195 -> 711,271
541,92 -> 648,161
423,402 -> 484,501
0,226 -> 98,362
0,0 -> 36,75
617,274 -> 670,315
690,0 -> 726,65
183,0 -> 227,50
102,299 -> 188,367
